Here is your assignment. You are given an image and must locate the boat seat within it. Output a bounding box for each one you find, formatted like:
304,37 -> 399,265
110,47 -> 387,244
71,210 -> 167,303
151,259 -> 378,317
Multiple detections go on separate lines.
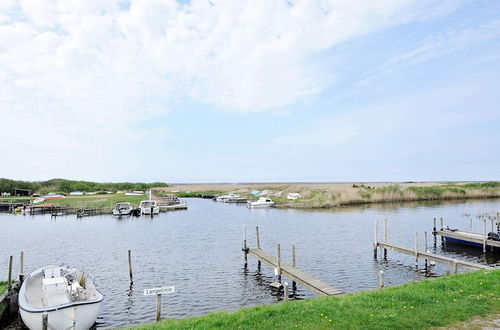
42,277 -> 71,306
43,266 -> 62,278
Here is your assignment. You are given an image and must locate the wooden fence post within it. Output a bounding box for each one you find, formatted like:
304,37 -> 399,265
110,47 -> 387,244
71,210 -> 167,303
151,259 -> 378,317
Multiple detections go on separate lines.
483,219 -> 487,253
384,219 -> 388,259
283,282 -> 289,301
7,255 -> 13,295
256,226 -> 261,269
378,270 -> 385,288
277,244 -> 281,282
373,220 -> 378,258
128,250 -> 133,285
415,233 -> 419,267
156,294 -> 161,321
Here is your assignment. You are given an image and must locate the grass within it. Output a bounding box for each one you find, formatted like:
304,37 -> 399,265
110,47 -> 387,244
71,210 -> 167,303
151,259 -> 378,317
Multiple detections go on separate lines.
0,281 -> 6,295
130,270 -> 499,330
42,194 -> 146,211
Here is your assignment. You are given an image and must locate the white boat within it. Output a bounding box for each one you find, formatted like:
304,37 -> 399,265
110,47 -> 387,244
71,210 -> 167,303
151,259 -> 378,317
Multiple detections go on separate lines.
112,202 -> 133,216
215,193 -> 246,203
18,265 -> 103,330
247,197 -> 275,208
139,200 -> 160,215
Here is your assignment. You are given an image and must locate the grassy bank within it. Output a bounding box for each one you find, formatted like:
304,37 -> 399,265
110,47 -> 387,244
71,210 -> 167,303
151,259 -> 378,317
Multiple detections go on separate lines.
1,194 -> 147,213
159,182 -> 500,209
131,270 -> 499,329
0,281 -> 6,296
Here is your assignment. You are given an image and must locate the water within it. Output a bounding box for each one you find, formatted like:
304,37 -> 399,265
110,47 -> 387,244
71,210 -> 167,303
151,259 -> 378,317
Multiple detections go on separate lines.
1,198 -> 499,328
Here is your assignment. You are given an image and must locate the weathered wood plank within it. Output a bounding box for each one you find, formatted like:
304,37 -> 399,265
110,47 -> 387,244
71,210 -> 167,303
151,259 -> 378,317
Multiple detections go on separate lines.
248,248 -> 343,296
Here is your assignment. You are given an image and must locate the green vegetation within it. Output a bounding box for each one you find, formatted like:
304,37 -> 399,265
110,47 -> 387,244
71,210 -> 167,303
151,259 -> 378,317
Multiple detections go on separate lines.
0,281 -> 7,295
38,194 -> 146,211
131,270 -> 500,330
161,191 -> 223,198
462,181 -> 500,189
0,178 -> 168,195
408,186 -> 466,198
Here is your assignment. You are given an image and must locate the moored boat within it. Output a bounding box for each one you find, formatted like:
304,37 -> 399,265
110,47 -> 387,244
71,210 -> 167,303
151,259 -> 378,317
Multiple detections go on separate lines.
139,200 -> 160,215
112,202 -> 132,216
247,197 -> 275,208
18,265 -> 103,330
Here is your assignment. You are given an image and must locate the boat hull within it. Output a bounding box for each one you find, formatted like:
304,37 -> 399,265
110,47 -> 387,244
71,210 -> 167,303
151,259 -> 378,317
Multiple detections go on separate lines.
444,236 -> 500,251
20,301 -> 101,330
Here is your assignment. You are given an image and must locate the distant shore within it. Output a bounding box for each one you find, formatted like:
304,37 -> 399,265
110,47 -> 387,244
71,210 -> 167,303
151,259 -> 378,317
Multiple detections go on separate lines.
157,181 -> 500,208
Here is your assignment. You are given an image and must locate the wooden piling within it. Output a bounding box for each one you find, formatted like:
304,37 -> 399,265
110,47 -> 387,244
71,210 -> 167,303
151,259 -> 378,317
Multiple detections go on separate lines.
491,219 -> 494,234
256,226 -> 261,269
424,232 -> 428,268
378,270 -> 385,288
433,218 -> 437,247
7,255 -> 12,294
373,220 -> 378,258
469,218 -> 473,232
19,251 -> 24,282
292,245 -> 297,290
384,219 -> 388,259
156,294 -> 161,321
453,260 -> 458,274
277,244 -> 281,282
483,219 -> 487,253
414,233 -> 418,266
284,282 -> 289,301
128,250 -> 133,285
243,226 -> 248,268
42,312 -> 48,330
440,218 -> 444,243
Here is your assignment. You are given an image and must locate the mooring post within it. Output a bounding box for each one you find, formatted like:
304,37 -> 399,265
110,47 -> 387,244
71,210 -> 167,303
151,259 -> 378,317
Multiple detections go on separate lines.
292,244 -> 297,290
373,220 -> 378,259
414,233 -> 419,267
156,293 -> 161,321
243,226 -> 248,268
284,282 -> 289,301
440,218 -> 444,244
277,244 -> 282,282
453,260 -> 458,274
19,251 -> 25,283
128,250 -> 133,285
424,232 -> 428,268
383,218 -> 388,259
469,217 -> 473,232
491,219 -> 494,233
7,255 -> 13,295
378,270 -> 385,289
256,226 -> 261,269
483,219 -> 487,253
433,218 -> 437,247
42,312 -> 48,330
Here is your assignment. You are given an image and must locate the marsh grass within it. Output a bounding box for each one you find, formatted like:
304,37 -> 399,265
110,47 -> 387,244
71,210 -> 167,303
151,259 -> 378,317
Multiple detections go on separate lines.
130,270 -> 499,330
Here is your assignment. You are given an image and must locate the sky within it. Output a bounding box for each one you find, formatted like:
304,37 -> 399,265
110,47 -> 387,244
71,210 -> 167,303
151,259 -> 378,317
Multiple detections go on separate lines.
1,0 -> 499,183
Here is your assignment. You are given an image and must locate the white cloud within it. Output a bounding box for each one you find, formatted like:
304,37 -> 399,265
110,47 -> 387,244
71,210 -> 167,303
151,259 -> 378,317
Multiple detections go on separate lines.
0,0 -> 467,180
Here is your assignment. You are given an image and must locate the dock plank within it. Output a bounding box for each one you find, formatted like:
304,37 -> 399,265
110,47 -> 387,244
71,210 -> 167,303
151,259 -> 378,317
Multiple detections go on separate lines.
248,248 -> 343,296
376,241 -> 492,270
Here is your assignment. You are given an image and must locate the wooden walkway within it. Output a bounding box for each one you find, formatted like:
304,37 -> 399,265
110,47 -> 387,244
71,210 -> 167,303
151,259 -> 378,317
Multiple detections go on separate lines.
248,248 -> 343,296
376,241 -> 492,270
436,229 -> 500,249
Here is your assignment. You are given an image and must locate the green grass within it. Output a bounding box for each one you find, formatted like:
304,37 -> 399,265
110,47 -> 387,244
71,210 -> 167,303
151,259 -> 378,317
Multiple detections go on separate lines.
462,181 -> 500,189
166,191 -> 223,198
408,186 -> 466,198
0,281 -> 6,295
130,270 -> 500,330
41,194 -> 146,210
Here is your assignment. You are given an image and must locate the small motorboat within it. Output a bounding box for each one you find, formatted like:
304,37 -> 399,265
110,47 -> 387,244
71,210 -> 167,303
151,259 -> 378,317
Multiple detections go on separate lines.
215,193 -> 247,203
112,202 -> 132,216
140,190 -> 160,215
19,265 -> 103,330
247,197 -> 275,208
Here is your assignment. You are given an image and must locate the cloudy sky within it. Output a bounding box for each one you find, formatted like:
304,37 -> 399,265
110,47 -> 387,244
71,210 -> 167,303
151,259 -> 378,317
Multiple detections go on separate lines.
1,0 -> 499,183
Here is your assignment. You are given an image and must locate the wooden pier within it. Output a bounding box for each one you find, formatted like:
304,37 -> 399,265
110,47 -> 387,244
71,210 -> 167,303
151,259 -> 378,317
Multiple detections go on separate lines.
373,219 -> 494,272
243,226 -> 343,297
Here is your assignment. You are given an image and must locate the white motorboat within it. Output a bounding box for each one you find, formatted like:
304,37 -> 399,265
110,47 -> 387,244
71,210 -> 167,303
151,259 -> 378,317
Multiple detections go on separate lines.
247,197 -> 275,208
215,193 -> 247,203
139,200 -> 160,215
19,265 -> 103,330
112,202 -> 132,216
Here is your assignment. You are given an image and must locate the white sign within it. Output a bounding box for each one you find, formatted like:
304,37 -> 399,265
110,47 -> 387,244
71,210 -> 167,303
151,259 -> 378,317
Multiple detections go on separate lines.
144,286 -> 175,296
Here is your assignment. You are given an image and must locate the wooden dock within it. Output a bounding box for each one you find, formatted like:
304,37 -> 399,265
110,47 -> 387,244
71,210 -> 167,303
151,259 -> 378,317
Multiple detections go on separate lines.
248,248 -> 343,296
376,241 -> 491,270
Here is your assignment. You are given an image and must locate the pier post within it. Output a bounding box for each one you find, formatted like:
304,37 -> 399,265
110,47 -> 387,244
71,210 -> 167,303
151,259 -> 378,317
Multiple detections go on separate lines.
7,255 -> 12,295
469,217 -> 472,232
283,282 -> 289,301
373,220 -> 378,259
414,233 -> 419,267
378,270 -> 385,289
483,219 -> 486,253
453,260 -> 458,274
128,250 -> 133,285
292,245 -> 297,290
256,226 -> 261,269
156,293 -> 161,322
433,218 -> 437,247
42,312 -> 48,330
440,218 -> 444,244
243,226 -> 248,268
19,251 -> 24,283
491,219 -> 494,234
277,244 -> 282,282
384,219 -> 388,259
424,232 -> 428,268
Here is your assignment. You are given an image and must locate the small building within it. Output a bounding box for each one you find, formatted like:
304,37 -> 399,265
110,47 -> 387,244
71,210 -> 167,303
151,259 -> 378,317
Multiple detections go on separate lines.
14,188 -> 32,196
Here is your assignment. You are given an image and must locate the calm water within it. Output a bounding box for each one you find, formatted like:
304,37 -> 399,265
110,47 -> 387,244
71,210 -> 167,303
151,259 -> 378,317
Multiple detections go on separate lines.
1,198 -> 499,328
